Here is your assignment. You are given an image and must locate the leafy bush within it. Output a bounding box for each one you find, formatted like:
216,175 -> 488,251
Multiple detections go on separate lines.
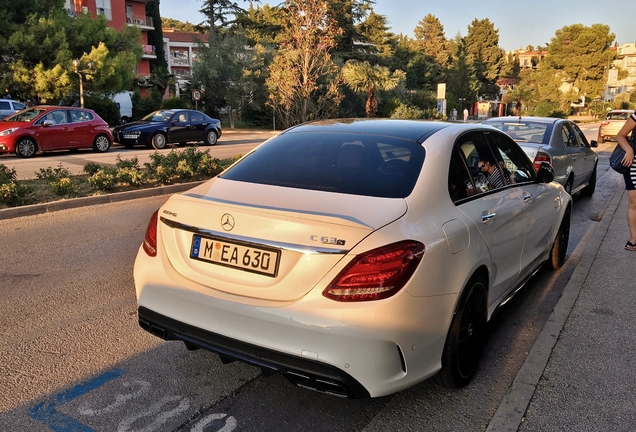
36,164 -> 73,182
49,177 -> 78,197
132,90 -> 162,121
0,182 -> 31,206
117,167 -> 146,186
161,96 -> 190,110
88,166 -> 118,191
115,155 -> 140,170
390,103 -> 425,119
85,94 -> 121,126
83,162 -> 103,176
0,164 -> 17,185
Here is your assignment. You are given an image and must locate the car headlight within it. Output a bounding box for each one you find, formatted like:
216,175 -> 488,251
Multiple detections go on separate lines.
0,127 -> 19,136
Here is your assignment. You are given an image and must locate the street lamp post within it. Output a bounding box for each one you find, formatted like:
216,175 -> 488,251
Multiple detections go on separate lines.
72,60 -> 94,107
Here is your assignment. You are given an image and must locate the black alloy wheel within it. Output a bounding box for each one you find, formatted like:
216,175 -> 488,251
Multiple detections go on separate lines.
434,275 -> 488,388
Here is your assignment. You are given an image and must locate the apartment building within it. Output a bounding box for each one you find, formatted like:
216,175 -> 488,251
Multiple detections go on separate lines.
162,29 -> 206,97
63,0 -> 157,84
604,42 -> 636,101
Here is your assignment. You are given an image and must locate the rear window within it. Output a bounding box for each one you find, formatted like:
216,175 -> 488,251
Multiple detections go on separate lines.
606,111 -> 632,120
220,132 -> 425,198
486,121 -> 550,144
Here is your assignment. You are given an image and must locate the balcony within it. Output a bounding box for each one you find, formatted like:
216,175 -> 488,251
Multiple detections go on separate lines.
126,15 -> 154,29
171,57 -> 190,67
142,44 -> 157,59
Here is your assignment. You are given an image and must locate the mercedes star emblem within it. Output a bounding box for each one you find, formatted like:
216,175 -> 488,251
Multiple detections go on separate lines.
221,213 -> 235,231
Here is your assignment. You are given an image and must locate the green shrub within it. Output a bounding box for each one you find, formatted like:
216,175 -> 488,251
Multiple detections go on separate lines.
36,164 -> 72,182
390,103 -> 425,119
161,96 -> 190,110
85,94 -> 121,127
83,162 -> 104,176
0,182 -> 31,206
49,177 -> 78,197
0,164 -> 17,185
176,159 -> 195,179
88,166 -> 118,191
117,167 -> 146,186
132,90 -> 162,121
115,155 -> 140,170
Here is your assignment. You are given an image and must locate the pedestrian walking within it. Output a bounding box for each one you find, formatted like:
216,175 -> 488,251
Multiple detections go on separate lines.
463,107 -> 468,122
450,108 -> 457,121
616,111 -> 636,250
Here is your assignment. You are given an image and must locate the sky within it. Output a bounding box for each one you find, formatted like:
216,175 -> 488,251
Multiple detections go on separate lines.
159,0 -> 634,52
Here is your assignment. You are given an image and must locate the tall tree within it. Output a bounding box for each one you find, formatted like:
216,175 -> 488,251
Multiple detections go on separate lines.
191,32 -> 263,126
266,0 -> 343,128
342,60 -> 404,117
414,14 -> 451,68
543,24 -> 615,100
199,0 -> 245,34
355,11 -> 397,64
325,0 -> 372,59
464,18 -> 503,99
146,0 -> 171,96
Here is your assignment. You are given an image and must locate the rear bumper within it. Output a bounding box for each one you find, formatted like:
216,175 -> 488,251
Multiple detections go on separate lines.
138,306 -> 370,398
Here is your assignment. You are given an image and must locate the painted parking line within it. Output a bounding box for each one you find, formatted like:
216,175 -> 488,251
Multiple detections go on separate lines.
29,368 -> 126,432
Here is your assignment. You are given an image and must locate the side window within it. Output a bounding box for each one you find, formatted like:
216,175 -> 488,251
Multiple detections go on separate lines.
487,131 -> 535,184
190,111 -> 204,122
13,102 -> 26,110
0,101 -> 10,110
177,112 -> 189,123
449,146 -> 473,202
453,132 -> 511,198
562,124 -> 578,147
571,123 -> 590,148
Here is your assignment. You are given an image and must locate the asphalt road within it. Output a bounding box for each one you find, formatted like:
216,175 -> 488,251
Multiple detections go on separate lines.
0,122 -> 620,432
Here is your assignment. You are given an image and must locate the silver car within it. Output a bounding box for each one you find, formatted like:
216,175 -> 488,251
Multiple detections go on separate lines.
483,116 -> 598,196
0,99 -> 27,120
598,109 -> 635,143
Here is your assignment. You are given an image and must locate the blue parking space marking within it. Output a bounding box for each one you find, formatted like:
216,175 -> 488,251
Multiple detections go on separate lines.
29,368 -> 126,432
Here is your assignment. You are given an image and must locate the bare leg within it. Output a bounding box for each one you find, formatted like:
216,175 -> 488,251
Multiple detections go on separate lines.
627,189 -> 636,248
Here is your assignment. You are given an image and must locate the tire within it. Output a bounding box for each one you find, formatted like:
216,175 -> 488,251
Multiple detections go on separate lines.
549,206 -> 571,270
15,137 -> 37,158
564,177 -> 573,196
434,275 -> 488,388
93,134 -> 111,153
580,164 -> 597,196
205,130 -> 218,146
152,132 -> 168,150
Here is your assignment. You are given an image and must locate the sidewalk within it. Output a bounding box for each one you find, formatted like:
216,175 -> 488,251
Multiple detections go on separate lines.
488,183 -> 636,431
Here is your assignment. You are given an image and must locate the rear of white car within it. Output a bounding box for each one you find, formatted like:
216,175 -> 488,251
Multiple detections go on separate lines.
598,109 -> 634,143
134,120 -> 570,398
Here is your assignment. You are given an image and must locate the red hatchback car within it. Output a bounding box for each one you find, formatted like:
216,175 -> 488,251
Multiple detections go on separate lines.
0,106 -> 112,157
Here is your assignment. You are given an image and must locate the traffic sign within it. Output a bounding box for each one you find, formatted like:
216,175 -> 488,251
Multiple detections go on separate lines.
192,90 -> 201,101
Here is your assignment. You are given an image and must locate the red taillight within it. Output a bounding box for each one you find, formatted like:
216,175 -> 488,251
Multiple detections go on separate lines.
600,120 -> 610,127
323,240 -> 425,302
533,151 -> 552,173
142,210 -> 159,257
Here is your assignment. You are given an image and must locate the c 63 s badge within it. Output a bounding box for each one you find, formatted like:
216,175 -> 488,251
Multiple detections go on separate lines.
310,235 -> 346,246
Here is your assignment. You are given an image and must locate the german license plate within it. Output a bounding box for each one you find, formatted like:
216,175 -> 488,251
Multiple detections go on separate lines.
190,235 -> 280,277
123,134 -> 138,139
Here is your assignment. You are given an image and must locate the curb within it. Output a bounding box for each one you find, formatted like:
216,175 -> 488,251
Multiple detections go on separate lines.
0,181 -> 204,220
486,182 -> 625,432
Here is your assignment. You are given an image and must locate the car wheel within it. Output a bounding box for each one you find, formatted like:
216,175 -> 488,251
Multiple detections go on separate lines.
564,177 -> 573,196
93,134 -> 111,153
434,275 -> 488,388
549,206 -> 571,270
15,137 -> 37,158
152,132 -> 168,150
205,130 -> 218,146
580,164 -> 597,196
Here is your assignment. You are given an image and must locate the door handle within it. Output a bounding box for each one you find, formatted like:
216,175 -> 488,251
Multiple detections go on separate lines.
523,193 -> 533,203
481,211 -> 496,224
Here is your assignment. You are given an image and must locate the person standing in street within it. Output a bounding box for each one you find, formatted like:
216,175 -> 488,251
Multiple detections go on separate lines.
616,111 -> 636,250
463,107 -> 469,122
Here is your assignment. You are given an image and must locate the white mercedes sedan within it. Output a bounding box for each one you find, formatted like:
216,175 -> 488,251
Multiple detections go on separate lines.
134,119 -> 571,398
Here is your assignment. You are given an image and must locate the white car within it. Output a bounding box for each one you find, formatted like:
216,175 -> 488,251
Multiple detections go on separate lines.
134,119 -> 571,398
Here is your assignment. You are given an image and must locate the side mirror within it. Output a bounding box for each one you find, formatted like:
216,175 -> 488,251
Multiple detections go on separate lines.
536,162 -> 555,184
590,139 -> 598,148
42,120 -> 53,127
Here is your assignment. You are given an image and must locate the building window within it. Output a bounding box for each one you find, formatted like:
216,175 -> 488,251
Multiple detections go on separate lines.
126,4 -> 134,23
171,50 -> 190,66
96,0 -> 112,20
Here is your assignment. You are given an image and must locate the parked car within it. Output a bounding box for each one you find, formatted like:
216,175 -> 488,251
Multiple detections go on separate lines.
482,116 -> 598,196
597,109 -> 635,143
134,119 -> 572,398
112,109 -> 222,149
0,106 -> 112,157
0,99 -> 27,120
